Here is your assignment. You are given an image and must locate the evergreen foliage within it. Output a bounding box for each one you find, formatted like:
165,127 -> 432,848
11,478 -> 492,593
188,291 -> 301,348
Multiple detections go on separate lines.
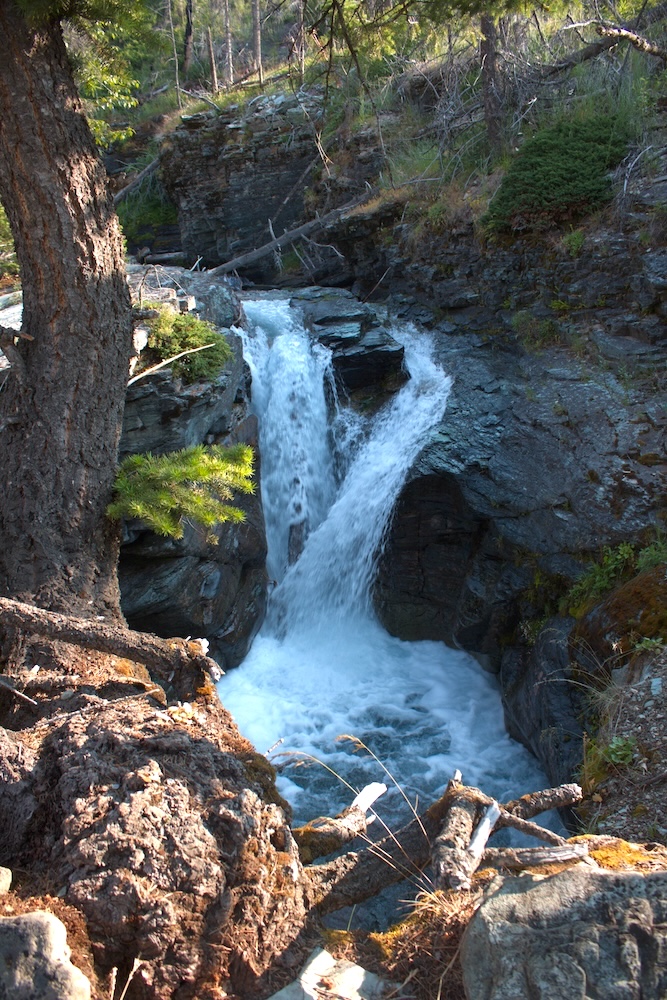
144,305 -> 233,383
484,114 -> 633,232
107,443 -> 255,541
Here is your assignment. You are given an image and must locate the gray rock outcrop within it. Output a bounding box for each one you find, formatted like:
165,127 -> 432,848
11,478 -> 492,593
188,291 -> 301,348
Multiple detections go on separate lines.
160,94 -> 325,278
461,866 -> 667,1000
0,911 -> 91,1000
119,267 -> 268,667
291,287 -> 408,397
374,318 -> 667,781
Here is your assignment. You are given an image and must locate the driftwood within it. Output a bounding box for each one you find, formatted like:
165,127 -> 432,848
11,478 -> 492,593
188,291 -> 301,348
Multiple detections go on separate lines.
207,196 -> 367,277
0,596 -> 222,684
482,843 -> 590,871
293,782 -> 387,862
304,776 -> 583,910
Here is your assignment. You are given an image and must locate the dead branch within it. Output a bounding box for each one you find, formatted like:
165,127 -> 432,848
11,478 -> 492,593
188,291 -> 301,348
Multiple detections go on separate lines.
0,596 -> 222,685
482,842 -> 590,871
431,779 -> 481,890
497,810 -> 565,846
207,196 -> 367,277
113,159 -> 159,206
305,775 -> 582,912
293,782 -> 387,862
0,675 -> 38,709
503,783 -> 583,819
305,779 -> 459,914
596,23 -> 667,61
544,1 -> 667,74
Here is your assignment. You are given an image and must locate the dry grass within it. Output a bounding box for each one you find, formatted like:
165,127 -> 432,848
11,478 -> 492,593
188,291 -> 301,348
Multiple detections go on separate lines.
325,881 -> 493,1000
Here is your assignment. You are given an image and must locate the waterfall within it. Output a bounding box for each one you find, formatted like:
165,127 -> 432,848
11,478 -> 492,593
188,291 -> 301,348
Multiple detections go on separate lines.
219,295 -> 549,827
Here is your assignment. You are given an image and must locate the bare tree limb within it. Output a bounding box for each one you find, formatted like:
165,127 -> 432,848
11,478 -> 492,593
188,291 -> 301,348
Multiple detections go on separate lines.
113,159 -> 159,207
596,22 -> 667,61
293,782 -> 387,862
483,843 -> 590,871
207,196 -> 368,276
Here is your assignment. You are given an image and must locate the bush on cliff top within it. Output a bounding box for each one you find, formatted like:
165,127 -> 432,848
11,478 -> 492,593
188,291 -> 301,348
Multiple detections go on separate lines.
144,305 -> 233,384
484,114 -> 632,232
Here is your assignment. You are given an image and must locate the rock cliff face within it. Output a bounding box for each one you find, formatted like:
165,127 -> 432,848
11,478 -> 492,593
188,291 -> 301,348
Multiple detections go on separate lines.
373,239 -> 667,783
160,94 -> 325,280
119,267 -> 268,668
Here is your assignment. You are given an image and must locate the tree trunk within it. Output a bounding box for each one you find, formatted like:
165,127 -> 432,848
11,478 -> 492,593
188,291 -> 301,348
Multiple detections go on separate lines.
480,13 -> 502,157
207,26 -> 219,92
183,0 -> 195,77
223,0 -> 234,87
253,0 -> 264,88
0,5 -> 133,616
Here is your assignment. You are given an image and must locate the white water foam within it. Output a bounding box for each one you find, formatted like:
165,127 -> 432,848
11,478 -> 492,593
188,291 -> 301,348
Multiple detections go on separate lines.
219,296 -> 549,827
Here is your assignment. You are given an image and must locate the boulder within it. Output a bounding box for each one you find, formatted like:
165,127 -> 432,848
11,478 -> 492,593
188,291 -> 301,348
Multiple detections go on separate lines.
292,289 -> 408,397
461,866 -> 667,1000
0,911 -> 90,1000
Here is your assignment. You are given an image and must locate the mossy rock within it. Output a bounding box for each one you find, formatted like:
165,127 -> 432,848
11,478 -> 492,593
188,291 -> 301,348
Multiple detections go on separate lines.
572,566 -> 667,673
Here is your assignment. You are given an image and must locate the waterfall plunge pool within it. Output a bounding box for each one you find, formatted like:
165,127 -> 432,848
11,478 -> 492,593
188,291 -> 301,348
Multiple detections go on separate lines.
218,294 -> 551,833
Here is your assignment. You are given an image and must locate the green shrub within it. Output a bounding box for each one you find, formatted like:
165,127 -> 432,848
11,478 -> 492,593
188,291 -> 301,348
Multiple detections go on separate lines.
511,310 -> 562,347
108,444 -> 254,542
484,114 -> 632,232
565,542 -> 636,615
637,531 -> 667,573
144,305 -> 233,383
562,229 -> 585,258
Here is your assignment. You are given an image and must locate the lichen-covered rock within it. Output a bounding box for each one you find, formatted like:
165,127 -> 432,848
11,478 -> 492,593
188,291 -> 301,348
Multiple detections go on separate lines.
461,866 -> 667,1000
9,697 -> 309,1000
0,911 -> 90,1000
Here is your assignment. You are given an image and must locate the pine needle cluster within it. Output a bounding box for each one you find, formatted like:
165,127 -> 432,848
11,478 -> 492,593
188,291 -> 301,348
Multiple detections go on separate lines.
107,444 -> 255,542
145,305 -> 233,384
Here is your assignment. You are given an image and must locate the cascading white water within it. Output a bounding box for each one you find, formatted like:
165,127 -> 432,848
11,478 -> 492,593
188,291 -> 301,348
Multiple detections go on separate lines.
219,295 -> 549,826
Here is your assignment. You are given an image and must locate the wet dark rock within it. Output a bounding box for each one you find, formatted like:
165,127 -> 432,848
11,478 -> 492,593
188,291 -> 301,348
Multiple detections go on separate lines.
501,619 -> 584,787
292,288 -> 408,396
375,319 -> 667,778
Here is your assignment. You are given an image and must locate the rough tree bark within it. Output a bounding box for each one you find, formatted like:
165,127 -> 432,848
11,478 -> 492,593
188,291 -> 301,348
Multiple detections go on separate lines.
480,13 -> 502,156
183,0 -> 194,76
0,1 -> 133,617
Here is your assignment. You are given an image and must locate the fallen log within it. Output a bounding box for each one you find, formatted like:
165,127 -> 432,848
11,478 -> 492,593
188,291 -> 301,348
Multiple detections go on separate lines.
304,772 -> 584,909
206,196 -> 367,277
0,596 -> 222,686
431,778 -> 482,890
113,159 -> 159,206
482,842 -> 591,871
503,783 -> 583,819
